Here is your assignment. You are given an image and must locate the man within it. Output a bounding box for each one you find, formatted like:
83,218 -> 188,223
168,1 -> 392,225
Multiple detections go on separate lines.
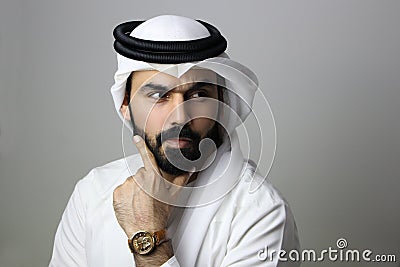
50,15 -> 300,267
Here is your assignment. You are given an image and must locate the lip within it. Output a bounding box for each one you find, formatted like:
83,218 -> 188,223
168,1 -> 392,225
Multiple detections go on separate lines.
164,138 -> 192,148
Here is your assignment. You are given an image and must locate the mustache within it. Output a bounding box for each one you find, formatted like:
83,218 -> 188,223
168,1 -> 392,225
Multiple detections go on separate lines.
156,125 -> 201,146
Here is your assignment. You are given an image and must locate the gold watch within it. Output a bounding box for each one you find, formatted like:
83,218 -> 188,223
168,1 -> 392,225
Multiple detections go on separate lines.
128,230 -> 167,255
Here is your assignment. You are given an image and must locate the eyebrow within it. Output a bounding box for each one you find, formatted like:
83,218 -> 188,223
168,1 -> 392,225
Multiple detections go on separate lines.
140,83 -> 169,93
139,80 -> 215,95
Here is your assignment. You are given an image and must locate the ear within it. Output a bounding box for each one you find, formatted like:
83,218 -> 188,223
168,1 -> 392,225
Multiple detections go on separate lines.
120,93 -> 131,121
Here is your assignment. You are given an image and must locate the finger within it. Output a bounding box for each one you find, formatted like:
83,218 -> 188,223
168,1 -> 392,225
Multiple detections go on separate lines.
172,168 -> 196,187
133,135 -> 159,173
167,172 -> 195,202
132,169 -> 157,195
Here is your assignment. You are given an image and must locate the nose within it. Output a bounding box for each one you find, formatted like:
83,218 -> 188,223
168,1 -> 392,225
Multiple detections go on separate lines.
167,93 -> 190,126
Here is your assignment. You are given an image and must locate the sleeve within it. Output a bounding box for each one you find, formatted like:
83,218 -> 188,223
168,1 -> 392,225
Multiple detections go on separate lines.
219,200 -> 300,267
49,178 -> 92,267
160,256 -> 181,267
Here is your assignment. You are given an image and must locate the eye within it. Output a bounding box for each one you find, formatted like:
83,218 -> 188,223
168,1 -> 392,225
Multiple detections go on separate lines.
148,91 -> 169,101
149,92 -> 161,99
189,90 -> 209,99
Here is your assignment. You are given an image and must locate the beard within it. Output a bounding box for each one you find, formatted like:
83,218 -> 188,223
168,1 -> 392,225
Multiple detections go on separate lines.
133,121 -> 223,176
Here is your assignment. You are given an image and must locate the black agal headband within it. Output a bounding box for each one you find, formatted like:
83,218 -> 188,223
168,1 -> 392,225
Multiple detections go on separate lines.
113,20 -> 227,64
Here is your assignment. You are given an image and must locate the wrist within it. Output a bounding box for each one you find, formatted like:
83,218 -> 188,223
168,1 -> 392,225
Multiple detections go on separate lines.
128,229 -> 168,255
133,240 -> 174,267
126,226 -> 165,238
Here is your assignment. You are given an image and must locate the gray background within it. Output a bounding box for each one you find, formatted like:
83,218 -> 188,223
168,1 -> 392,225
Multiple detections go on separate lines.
1,0 -> 399,266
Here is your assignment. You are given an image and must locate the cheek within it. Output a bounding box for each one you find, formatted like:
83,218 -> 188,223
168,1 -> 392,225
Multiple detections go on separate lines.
132,103 -> 169,134
146,111 -> 169,133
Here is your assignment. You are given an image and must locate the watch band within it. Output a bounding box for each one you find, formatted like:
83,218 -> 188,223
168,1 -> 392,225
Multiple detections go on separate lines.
153,229 -> 167,246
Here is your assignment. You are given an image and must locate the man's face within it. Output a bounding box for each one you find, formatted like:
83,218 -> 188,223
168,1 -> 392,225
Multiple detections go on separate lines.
121,69 -> 223,176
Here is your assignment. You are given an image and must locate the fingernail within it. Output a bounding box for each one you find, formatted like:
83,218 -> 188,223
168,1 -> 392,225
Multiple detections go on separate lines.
133,135 -> 141,143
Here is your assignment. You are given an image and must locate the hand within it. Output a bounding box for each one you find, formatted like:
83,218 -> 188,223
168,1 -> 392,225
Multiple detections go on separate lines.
113,135 -> 192,238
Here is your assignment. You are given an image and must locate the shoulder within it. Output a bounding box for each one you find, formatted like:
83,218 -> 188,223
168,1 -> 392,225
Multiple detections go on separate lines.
217,160 -> 300,250
226,160 -> 296,223
230,160 -> 290,209
75,154 -> 143,199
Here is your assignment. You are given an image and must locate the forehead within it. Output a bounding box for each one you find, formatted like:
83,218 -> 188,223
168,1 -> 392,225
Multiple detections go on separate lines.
130,68 -> 218,91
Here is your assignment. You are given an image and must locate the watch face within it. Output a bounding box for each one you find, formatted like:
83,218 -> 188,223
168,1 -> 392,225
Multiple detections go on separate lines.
132,231 -> 155,255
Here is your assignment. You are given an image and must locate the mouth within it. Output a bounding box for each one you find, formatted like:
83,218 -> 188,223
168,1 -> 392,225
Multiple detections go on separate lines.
164,138 -> 192,148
